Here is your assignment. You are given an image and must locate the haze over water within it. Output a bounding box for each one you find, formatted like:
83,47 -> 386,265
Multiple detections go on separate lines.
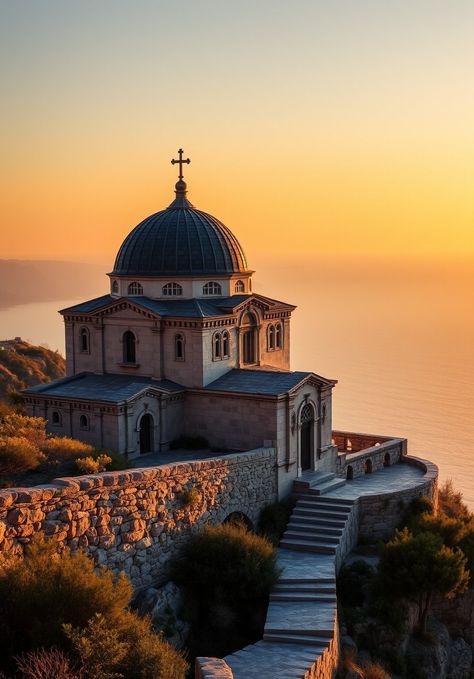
1,256 -> 473,507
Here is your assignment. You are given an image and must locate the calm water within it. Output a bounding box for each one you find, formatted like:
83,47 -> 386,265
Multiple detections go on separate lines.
1,258 -> 473,506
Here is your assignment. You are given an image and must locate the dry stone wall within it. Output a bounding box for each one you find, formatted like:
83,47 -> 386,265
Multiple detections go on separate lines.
0,448 -> 277,589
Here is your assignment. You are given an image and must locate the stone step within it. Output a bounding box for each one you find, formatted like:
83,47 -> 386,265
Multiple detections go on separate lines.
263,632 -> 330,647
284,529 -> 340,544
306,494 -> 354,506
287,521 -> 344,536
270,592 -> 337,603
305,477 -> 347,495
273,582 -> 336,593
293,471 -> 336,491
264,623 -> 335,639
293,506 -> 350,521
280,538 -> 337,554
296,499 -> 351,513
277,575 -> 336,585
288,513 -> 346,528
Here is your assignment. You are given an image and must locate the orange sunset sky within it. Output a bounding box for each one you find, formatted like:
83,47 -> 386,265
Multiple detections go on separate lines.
0,1 -> 473,263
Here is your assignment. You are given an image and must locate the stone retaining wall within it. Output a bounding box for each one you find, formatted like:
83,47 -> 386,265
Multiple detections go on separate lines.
357,456 -> 439,541
0,448 -> 277,589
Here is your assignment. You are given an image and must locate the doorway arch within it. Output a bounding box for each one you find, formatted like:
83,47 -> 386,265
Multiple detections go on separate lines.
139,413 -> 154,454
300,403 -> 314,471
240,312 -> 258,365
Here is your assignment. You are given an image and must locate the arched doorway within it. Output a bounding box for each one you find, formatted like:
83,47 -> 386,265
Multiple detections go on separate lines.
139,413 -> 154,454
240,312 -> 258,365
364,458 -> 372,474
383,453 -> 391,467
346,465 -> 354,480
300,403 -> 314,471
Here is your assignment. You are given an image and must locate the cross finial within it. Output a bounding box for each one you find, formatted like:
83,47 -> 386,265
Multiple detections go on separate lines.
171,148 -> 191,181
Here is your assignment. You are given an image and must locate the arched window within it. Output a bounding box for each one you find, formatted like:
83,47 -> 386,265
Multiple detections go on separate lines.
240,311 -> 258,365
112,280 -> 119,294
235,280 -> 245,293
175,333 -> 185,360
300,403 -> 314,471
51,411 -> 61,426
384,453 -> 391,467
347,465 -> 354,480
79,414 -> 89,430
222,331 -> 230,358
267,324 -> 275,350
213,332 -> 222,360
163,282 -> 183,297
128,282 -> 143,296
123,331 -> 136,363
275,322 -> 283,349
365,458 -> 373,474
80,327 -> 90,353
203,281 -> 222,296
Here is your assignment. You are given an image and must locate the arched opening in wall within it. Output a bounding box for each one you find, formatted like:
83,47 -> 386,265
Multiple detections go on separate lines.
51,411 -> 61,426
275,323 -> 283,349
175,333 -> 185,361
240,312 -> 258,365
123,331 -> 136,363
139,413 -> 154,454
224,512 -> 254,532
267,324 -> 275,350
112,280 -> 119,294
384,453 -> 391,467
79,414 -> 89,430
300,403 -> 314,471
346,465 -> 354,480
222,330 -> 230,358
365,458 -> 373,474
128,281 -> 143,295
235,279 -> 245,293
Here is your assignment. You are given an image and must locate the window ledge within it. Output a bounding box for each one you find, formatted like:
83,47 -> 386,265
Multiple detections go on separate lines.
118,362 -> 140,368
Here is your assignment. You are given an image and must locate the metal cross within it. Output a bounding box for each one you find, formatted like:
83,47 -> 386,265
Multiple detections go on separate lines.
171,148 -> 191,180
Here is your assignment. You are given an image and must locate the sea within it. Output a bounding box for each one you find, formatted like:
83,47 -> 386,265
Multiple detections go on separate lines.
1,257 -> 473,507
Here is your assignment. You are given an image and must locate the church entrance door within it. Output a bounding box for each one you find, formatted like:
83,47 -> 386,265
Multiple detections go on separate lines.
300,404 -> 314,471
139,414 -> 154,454
243,330 -> 255,364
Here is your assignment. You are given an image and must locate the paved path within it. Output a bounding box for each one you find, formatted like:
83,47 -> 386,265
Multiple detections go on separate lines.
223,462 -> 429,679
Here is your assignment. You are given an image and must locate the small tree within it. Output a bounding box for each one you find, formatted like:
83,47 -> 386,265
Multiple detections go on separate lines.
0,436 -> 45,475
377,528 -> 469,634
0,413 -> 46,449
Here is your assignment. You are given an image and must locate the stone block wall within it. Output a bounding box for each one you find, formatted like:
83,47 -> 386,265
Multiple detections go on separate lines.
0,448 -> 277,590
356,457 -> 439,541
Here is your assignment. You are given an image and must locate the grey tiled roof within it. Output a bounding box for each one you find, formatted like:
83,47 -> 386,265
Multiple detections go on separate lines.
112,201 -> 249,276
204,369 -> 315,396
25,373 -> 184,402
61,294 -> 254,317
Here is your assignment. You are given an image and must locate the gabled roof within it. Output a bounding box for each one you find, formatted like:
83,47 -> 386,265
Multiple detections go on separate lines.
24,373 -> 184,403
203,369 -> 336,396
60,293 -> 295,319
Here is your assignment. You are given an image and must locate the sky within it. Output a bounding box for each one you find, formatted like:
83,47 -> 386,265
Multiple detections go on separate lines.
0,0 -> 473,263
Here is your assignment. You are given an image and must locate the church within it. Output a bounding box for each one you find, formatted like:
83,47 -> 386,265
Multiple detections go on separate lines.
24,151 -> 337,495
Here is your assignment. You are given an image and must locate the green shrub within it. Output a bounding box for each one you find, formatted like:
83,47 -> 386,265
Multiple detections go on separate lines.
258,498 -> 295,545
95,449 -> 128,471
439,479 -> 470,518
174,522 -> 279,603
0,436 -> 45,475
179,486 -> 199,507
42,436 -> 94,462
170,435 -> 209,450
75,455 -> 112,475
0,413 -> 47,449
337,560 -> 375,608
400,495 -> 434,529
0,536 -> 187,678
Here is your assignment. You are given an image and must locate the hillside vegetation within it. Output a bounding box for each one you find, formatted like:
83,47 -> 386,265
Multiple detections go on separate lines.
0,340 -> 65,401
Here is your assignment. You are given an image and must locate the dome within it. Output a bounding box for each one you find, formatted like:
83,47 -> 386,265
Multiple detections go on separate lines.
112,181 -> 249,277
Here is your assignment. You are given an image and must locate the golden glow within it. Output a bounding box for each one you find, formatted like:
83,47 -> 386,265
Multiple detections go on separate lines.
0,1 -> 473,262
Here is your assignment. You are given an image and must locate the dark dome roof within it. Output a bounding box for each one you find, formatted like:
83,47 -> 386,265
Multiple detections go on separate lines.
113,184 -> 248,277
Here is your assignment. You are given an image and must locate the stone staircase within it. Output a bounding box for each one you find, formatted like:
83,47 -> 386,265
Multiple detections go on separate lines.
224,474 -> 356,679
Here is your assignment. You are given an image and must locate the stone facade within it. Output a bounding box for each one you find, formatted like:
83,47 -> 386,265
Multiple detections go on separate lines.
0,448 -> 277,589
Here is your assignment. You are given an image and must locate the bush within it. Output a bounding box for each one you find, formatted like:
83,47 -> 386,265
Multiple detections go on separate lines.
0,436 -> 45,475
439,479 -> 470,518
0,536 -> 131,663
173,522 -> 279,657
337,560 -> 375,608
75,455 -> 112,475
42,437 -> 94,462
0,414 -> 46,449
179,486 -> 199,507
14,648 -> 81,679
96,449 -> 128,471
0,536 -> 187,678
169,435 -> 209,450
258,498 -> 294,545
